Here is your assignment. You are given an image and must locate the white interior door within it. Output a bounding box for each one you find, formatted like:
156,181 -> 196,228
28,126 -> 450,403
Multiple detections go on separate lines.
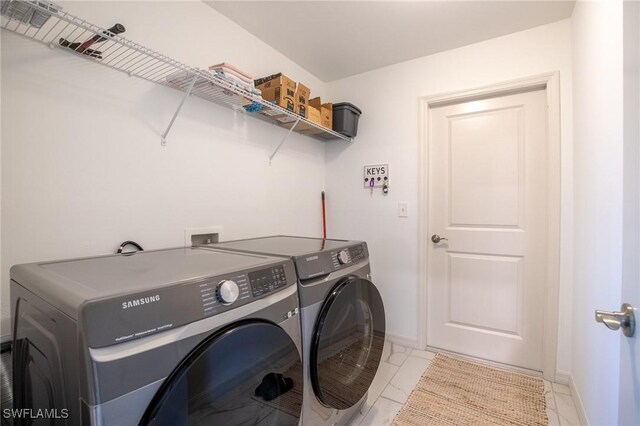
427,89 -> 548,371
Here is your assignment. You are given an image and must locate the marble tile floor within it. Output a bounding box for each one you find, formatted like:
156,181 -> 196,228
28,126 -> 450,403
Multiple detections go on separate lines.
348,342 -> 582,426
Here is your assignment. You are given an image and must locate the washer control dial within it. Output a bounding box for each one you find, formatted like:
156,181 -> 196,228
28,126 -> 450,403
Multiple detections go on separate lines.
216,280 -> 239,305
337,249 -> 352,265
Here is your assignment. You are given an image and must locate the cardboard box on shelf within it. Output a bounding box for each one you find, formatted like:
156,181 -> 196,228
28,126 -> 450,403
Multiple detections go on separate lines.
295,83 -> 310,118
307,105 -> 321,125
308,97 -> 322,109
254,73 -> 296,112
320,103 -> 333,129
309,97 -> 333,129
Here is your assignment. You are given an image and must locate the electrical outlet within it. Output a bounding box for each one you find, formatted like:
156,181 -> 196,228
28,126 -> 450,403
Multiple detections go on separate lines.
398,202 -> 408,218
185,227 -> 223,247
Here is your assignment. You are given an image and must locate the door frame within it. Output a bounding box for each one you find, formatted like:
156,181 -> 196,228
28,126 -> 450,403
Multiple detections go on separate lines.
417,72 -> 561,381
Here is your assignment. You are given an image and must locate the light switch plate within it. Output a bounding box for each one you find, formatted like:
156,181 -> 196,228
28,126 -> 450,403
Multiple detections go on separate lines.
398,202 -> 408,217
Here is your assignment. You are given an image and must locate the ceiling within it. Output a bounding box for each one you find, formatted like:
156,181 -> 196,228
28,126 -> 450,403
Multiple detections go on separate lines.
205,1 -> 575,82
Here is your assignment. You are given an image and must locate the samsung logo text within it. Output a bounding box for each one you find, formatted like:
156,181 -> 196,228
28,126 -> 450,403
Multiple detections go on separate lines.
122,295 -> 160,309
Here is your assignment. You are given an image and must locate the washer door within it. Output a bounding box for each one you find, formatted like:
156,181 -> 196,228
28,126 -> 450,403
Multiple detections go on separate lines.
140,320 -> 303,426
310,277 -> 386,409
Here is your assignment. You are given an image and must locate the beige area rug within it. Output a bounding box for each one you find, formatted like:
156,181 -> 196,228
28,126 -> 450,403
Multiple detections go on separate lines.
392,353 -> 547,426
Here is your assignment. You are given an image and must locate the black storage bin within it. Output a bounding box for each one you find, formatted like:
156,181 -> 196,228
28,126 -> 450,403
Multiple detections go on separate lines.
332,103 -> 362,138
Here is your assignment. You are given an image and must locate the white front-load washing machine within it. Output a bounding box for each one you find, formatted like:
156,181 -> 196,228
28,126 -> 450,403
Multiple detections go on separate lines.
202,236 -> 386,426
10,247 -> 304,425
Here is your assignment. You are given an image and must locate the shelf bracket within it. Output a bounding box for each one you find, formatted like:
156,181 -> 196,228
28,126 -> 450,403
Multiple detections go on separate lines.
269,118 -> 301,165
161,74 -> 198,146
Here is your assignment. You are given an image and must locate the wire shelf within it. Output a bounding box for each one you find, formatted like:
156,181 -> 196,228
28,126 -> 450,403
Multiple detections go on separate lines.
0,0 -> 352,143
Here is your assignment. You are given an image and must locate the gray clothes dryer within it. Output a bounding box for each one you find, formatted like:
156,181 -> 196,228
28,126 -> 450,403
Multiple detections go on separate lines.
10,247 -> 304,425
202,236 -> 386,426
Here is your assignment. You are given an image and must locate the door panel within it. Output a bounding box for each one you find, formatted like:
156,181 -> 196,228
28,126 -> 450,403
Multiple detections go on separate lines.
449,107 -> 523,228
448,253 -> 523,335
427,89 -> 547,371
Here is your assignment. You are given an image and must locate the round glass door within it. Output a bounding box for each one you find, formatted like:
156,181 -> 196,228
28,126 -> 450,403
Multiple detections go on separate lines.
140,320 -> 303,426
310,277 -> 386,409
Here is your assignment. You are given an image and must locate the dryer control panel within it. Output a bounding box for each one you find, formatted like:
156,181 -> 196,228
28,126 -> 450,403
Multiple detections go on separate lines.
295,242 -> 369,280
82,260 -> 297,348
332,244 -> 367,268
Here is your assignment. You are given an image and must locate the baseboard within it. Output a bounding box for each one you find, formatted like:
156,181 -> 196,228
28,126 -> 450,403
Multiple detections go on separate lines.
569,374 -> 590,426
385,333 -> 419,349
554,369 -> 571,385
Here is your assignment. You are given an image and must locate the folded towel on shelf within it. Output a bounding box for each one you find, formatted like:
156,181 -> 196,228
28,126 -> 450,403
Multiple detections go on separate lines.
210,67 -> 254,86
215,70 -> 252,88
209,62 -> 253,80
208,62 -> 263,98
213,71 -> 261,96
209,63 -> 257,90
161,70 -> 253,107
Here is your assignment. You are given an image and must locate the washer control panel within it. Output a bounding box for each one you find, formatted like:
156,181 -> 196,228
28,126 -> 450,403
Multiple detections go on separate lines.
83,259 -> 297,348
199,274 -> 251,316
200,264 -> 289,314
249,265 -> 287,297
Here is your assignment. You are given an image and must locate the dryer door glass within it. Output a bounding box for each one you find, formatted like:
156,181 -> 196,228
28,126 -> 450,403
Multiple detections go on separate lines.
140,320 -> 303,426
310,277 -> 386,409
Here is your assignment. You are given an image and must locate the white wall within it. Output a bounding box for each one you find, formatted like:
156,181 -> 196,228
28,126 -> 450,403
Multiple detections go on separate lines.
571,1 -> 624,424
325,20 -> 574,373
619,2 -> 640,425
0,1 -> 330,340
